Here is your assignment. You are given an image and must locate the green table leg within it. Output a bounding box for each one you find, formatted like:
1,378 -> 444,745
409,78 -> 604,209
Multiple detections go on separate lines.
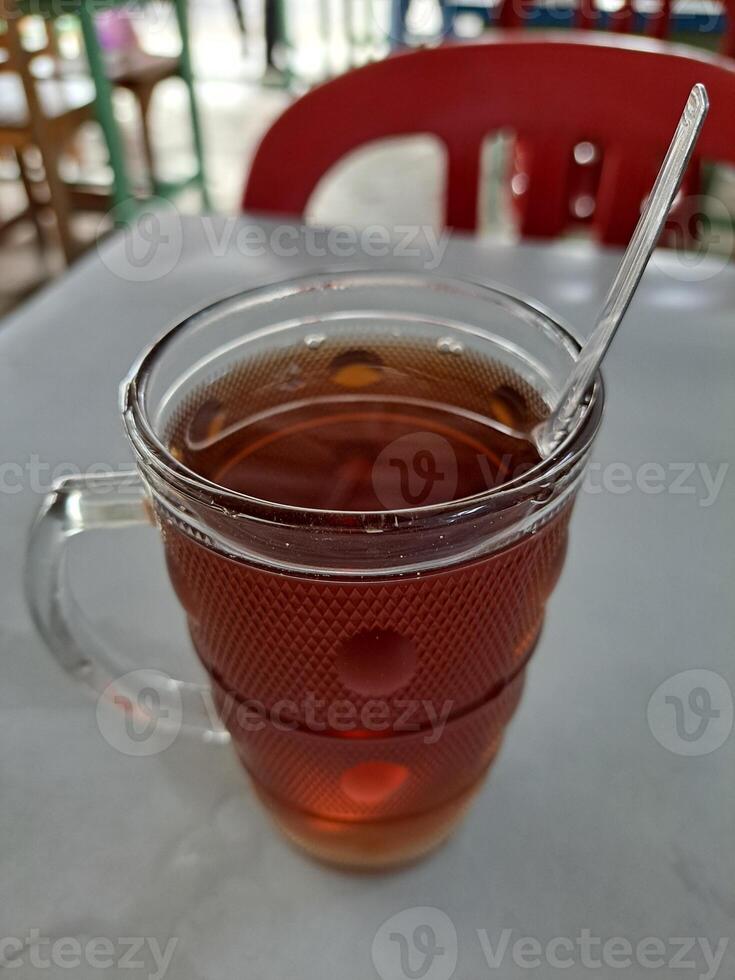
173,0 -> 212,211
78,1 -> 136,222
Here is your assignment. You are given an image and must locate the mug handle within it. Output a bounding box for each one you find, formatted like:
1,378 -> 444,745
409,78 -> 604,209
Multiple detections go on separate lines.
25,471 -> 228,743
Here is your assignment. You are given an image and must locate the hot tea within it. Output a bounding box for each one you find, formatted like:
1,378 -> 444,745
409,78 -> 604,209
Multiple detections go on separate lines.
158,337 -> 571,866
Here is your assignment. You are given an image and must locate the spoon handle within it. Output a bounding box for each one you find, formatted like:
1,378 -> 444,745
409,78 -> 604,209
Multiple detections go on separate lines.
538,83 -> 709,455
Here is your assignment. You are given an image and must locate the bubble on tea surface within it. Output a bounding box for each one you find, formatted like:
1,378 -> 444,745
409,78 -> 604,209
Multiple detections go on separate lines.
330,349 -> 384,388
337,629 -> 417,696
340,762 -> 410,805
304,333 -> 326,349
436,336 -> 463,355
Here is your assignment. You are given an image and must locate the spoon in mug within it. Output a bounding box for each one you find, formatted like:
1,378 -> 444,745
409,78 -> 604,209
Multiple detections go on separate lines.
517,83 -> 709,458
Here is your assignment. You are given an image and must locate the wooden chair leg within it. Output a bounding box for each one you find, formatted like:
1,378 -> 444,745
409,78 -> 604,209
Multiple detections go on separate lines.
135,83 -> 157,192
15,148 -> 46,251
37,143 -> 80,262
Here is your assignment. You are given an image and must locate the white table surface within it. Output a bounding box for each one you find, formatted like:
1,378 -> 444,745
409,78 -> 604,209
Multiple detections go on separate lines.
1,215 -> 733,980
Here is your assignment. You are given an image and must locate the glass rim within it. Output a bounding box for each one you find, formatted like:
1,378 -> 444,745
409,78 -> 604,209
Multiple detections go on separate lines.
121,270 -> 604,526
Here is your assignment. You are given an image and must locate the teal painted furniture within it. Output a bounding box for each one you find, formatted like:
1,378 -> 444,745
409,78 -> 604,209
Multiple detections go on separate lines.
21,0 -> 210,220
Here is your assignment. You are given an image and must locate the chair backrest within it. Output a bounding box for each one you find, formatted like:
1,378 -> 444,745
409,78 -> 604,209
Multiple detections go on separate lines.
242,33 -> 735,244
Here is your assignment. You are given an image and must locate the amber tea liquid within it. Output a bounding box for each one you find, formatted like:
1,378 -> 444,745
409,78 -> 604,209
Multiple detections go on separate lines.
160,337 -> 572,867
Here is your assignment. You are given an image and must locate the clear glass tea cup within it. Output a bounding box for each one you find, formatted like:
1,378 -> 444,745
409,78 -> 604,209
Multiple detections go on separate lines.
27,272 -> 603,868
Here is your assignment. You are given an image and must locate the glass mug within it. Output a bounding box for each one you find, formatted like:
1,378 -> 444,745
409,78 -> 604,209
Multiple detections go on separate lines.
27,272 -> 603,869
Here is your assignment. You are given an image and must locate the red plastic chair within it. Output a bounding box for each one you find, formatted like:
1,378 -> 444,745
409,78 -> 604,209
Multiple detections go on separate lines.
475,1 -> 735,228
243,34 -> 735,245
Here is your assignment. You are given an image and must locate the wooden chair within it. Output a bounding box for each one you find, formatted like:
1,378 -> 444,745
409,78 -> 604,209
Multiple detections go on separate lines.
0,6 -> 96,260
0,26 -> 39,246
108,49 -> 180,188
69,0 -> 208,216
242,33 -> 735,246
7,0 -> 209,221
31,11 -> 186,199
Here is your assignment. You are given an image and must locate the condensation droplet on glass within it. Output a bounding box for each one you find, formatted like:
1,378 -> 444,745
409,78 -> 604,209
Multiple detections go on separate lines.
304,333 -> 326,349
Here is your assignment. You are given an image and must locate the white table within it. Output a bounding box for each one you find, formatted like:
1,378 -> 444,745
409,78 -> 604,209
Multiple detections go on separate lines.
2,216 -> 733,980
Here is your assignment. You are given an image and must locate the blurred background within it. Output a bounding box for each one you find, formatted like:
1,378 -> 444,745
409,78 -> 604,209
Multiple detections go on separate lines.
2,0 -> 735,316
